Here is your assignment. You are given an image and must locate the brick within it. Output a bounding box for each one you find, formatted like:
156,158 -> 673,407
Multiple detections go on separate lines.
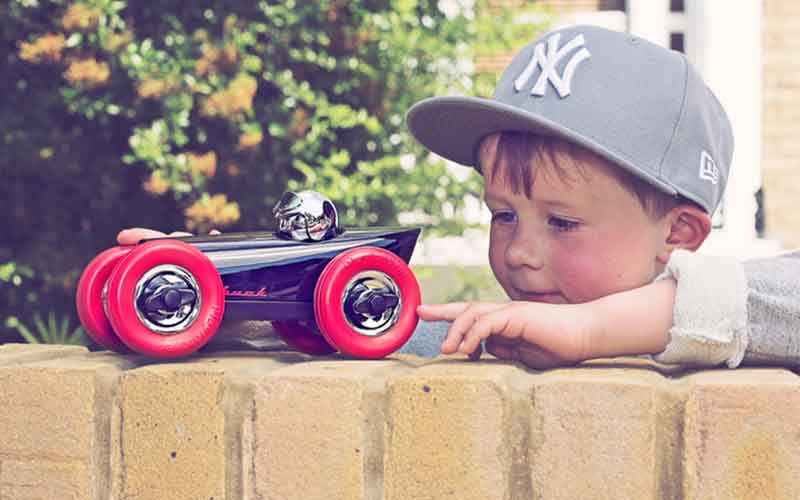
682,369 -> 800,499
384,361 -> 519,500
763,138 -> 800,157
764,0 -> 800,17
762,157 -> 800,171
764,98 -> 800,117
0,459 -> 90,500
0,343 -> 88,366
529,368 -> 668,500
113,355 -> 288,500
250,359 -> 408,500
0,353 -> 134,500
765,205 -> 800,227
763,33 -> 800,49
0,355 -> 128,458
763,88 -> 800,104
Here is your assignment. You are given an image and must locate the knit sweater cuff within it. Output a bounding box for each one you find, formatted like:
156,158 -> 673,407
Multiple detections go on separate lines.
651,250 -> 749,368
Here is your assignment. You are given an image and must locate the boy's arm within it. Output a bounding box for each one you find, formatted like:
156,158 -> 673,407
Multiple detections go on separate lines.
584,278 -> 675,359
418,250 -> 754,369
415,280 -> 675,369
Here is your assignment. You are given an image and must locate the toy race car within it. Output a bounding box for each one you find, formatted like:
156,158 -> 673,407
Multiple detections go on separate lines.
76,191 -> 421,359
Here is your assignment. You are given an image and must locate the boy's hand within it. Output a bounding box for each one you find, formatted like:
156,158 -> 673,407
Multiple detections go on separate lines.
416,301 -> 594,370
116,228 -> 220,245
416,280 -> 677,370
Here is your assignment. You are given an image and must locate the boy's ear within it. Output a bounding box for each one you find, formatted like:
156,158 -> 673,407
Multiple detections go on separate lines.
657,204 -> 712,264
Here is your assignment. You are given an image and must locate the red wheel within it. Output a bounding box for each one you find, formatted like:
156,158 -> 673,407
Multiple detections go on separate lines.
314,246 -> 420,359
75,246 -> 133,353
272,320 -> 336,355
105,239 -> 224,358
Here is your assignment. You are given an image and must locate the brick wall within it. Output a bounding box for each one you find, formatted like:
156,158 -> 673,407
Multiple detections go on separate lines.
762,0 -> 800,249
2,344 -> 799,499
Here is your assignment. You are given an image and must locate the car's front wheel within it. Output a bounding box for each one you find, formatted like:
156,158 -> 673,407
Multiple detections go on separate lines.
105,239 -> 224,358
313,246 -> 420,359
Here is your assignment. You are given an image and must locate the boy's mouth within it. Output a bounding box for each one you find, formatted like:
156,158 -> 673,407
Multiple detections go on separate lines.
514,289 -> 564,304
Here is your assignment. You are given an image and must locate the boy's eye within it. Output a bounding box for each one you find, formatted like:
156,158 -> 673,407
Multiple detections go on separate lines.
548,216 -> 580,232
491,211 -> 516,224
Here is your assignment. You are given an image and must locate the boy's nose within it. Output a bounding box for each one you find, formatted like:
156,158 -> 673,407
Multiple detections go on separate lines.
505,229 -> 544,270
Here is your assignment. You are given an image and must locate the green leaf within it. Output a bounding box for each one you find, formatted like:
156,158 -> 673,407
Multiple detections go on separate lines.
17,323 -> 39,344
65,32 -> 83,48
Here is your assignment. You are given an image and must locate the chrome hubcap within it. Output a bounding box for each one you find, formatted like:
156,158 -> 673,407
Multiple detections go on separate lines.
133,265 -> 202,334
341,271 -> 401,337
102,280 -> 110,318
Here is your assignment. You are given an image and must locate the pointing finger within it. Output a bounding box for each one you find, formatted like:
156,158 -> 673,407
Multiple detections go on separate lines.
416,302 -> 472,321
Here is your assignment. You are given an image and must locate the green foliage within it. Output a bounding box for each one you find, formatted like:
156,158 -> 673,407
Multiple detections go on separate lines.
443,266 -> 507,303
0,0 -> 550,343
6,312 -> 87,345
0,262 -> 35,287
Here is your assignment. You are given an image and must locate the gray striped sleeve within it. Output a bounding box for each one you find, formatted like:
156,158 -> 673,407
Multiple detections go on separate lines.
652,249 -> 800,368
740,251 -> 800,366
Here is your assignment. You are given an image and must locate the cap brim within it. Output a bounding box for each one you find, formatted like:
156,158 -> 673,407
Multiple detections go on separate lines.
406,96 -> 678,196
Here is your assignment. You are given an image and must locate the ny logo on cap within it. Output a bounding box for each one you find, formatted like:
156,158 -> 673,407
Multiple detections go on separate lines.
514,33 -> 591,98
699,150 -> 720,184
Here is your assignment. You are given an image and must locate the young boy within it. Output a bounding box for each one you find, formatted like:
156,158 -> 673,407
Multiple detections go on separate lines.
403,24 -> 800,369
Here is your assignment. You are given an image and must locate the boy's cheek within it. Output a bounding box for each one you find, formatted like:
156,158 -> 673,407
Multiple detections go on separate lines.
487,246 -> 513,297
553,247 -> 644,302
549,247 -> 612,302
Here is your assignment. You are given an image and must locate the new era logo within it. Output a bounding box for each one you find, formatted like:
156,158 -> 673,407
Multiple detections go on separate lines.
699,150 -> 720,184
514,32 -> 591,98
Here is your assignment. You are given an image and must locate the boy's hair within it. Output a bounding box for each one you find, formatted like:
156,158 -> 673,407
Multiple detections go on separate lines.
477,131 -> 702,220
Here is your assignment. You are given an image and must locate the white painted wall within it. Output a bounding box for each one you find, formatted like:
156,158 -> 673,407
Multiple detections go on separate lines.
627,0 -> 670,47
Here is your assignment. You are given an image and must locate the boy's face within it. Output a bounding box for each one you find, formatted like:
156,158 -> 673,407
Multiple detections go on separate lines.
482,139 -> 669,305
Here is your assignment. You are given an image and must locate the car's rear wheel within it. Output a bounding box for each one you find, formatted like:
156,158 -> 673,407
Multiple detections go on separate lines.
76,246 -> 133,353
314,246 -> 420,359
272,320 -> 336,355
105,239 -> 224,358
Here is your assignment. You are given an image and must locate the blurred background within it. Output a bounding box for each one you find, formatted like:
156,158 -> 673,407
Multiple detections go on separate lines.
0,0 -> 793,346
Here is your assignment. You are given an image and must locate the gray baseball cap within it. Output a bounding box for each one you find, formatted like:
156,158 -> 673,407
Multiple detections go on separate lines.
406,25 -> 733,214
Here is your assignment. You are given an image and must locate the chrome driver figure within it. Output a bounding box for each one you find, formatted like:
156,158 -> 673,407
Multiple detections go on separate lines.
273,190 -> 342,242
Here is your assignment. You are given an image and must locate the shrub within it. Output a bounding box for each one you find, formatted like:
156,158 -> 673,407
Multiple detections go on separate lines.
0,0 -> 548,342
